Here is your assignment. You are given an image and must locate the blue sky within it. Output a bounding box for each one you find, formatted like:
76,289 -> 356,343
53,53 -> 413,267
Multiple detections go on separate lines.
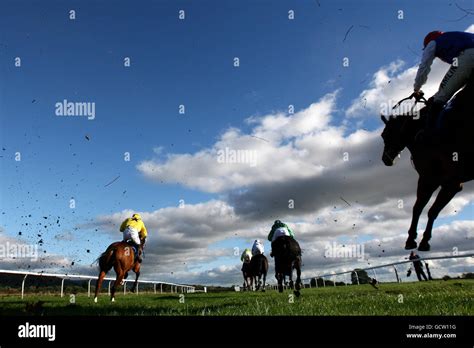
1,0 -> 473,284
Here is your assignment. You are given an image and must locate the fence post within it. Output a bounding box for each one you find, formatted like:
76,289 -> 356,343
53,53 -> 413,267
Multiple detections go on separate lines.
393,266 -> 400,283
333,275 -> 336,287
160,283 -> 163,293
61,278 -> 65,298
154,283 -> 157,294
355,271 -> 360,285
123,281 -> 126,295
21,274 -> 28,299
88,279 -> 92,297
108,281 -> 111,295
322,278 -> 326,287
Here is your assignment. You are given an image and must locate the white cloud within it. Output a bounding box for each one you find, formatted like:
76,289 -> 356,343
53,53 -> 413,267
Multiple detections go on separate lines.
137,92 -> 340,193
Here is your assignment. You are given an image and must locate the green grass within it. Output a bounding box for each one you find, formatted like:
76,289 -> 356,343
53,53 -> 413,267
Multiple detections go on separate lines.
0,280 -> 472,316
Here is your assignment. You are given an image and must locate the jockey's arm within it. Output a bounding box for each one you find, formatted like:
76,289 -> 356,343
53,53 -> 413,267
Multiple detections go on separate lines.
414,41 -> 436,92
267,230 -> 273,242
119,219 -> 129,232
139,223 -> 148,241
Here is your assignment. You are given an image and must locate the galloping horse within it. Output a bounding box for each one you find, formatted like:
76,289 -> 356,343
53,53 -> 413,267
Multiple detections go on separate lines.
381,83 -> 473,251
241,260 -> 253,291
94,241 -> 141,302
249,253 -> 268,291
272,236 -> 302,296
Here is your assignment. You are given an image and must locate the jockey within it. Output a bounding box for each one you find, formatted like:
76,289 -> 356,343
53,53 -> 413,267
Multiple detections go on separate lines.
251,239 -> 265,256
413,31 -> 474,131
267,220 -> 295,243
120,213 -> 147,263
240,248 -> 252,263
267,220 -> 295,257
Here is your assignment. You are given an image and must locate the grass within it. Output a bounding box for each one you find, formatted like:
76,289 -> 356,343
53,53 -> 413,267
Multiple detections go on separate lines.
0,280 -> 472,316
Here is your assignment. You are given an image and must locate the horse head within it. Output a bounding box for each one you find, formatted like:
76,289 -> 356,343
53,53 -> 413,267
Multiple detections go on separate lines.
380,114 -> 411,166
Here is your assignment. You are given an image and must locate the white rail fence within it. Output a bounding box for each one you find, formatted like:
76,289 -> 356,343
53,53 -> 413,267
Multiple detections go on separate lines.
300,253 -> 474,288
0,269 -> 197,299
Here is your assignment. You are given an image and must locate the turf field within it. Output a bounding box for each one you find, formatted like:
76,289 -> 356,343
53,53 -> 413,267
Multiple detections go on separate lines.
0,280 -> 472,316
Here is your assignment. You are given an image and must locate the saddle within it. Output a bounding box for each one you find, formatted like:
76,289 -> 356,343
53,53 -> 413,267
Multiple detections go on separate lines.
125,240 -> 139,262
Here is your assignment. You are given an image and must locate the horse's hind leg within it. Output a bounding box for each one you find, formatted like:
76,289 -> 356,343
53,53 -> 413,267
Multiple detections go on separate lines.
294,259 -> 302,297
262,272 -> 266,292
94,271 -> 106,303
406,178 -> 438,249
419,183 -> 462,251
111,268 -> 125,302
255,275 -> 261,291
276,273 -> 284,293
131,264 -> 141,293
288,270 -> 294,290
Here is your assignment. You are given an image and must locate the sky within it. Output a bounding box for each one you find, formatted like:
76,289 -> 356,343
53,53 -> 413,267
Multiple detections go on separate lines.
0,0 -> 473,286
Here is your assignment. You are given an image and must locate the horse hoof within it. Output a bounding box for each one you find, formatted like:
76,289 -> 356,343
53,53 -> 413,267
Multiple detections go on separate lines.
418,241 -> 430,252
294,290 -> 300,298
111,297 -> 115,302
93,297 -> 97,303
278,285 -> 283,293
404,239 -> 417,250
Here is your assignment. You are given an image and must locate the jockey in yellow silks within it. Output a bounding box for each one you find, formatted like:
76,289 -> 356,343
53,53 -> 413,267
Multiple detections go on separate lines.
120,213 -> 147,263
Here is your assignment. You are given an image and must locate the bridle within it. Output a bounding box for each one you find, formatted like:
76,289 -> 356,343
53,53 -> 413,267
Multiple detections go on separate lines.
383,92 -> 428,163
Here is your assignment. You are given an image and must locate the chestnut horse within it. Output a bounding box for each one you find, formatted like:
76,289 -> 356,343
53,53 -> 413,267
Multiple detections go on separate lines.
94,241 -> 140,302
380,84 -> 473,251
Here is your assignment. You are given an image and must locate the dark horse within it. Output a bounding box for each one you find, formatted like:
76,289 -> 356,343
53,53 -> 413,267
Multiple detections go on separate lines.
250,254 -> 268,291
241,260 -> 253,291
242,254 -> 268,291
381,82 -> 473,251
272,236 -> 302,296
94,241 -> 141,302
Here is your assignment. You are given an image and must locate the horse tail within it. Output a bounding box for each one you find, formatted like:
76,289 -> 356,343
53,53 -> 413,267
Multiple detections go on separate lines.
97,245 -> 116,272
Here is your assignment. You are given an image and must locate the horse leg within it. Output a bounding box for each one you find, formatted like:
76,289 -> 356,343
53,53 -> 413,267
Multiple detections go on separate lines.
131,263 -> 141,293
294,259 -> 302,297
262,271 -> 266,292
111,265 -> 125,302
94,270 -> 106,303
255,274 -> 261,291
275,271 -> 284,293
406,178 -> 439,249
419,183 -> 463,251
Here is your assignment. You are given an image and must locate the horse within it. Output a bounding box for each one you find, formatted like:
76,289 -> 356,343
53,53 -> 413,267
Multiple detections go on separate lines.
249,253 -> 268,291
380,83 -> 473,251
272,236 -> 302,296
94,241 -> 141,302
241,260 -> 254,291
